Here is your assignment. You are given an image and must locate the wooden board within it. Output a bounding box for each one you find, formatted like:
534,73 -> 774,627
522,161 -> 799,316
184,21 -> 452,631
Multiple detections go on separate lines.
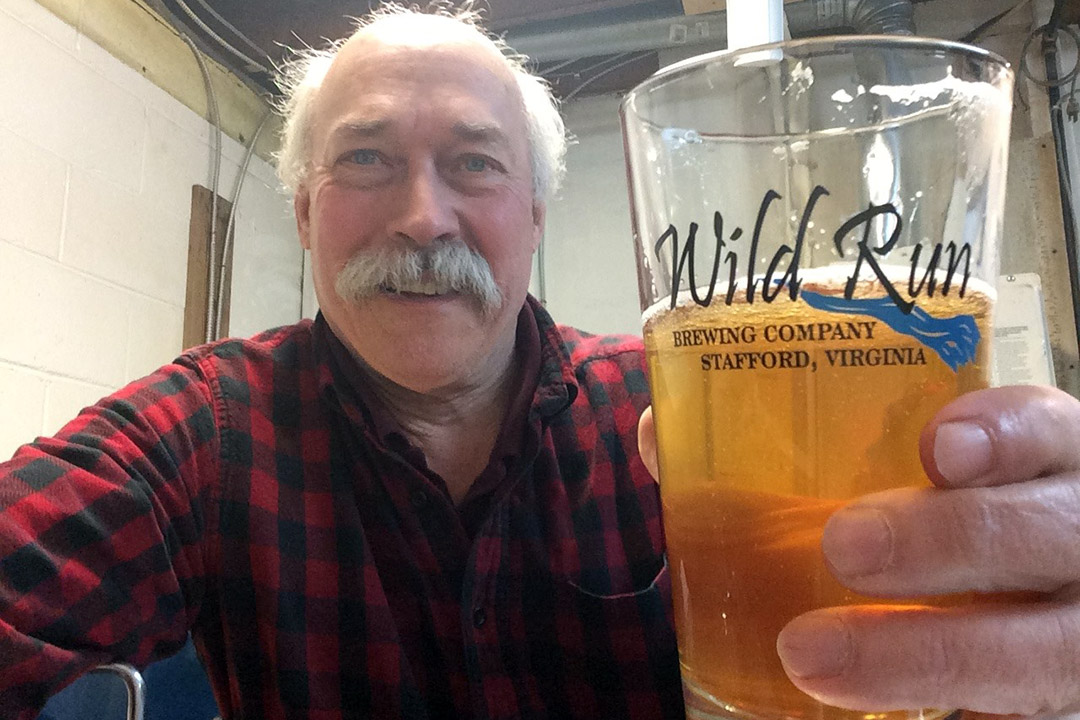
681,0 -> 800,16
183,185 -> 235,350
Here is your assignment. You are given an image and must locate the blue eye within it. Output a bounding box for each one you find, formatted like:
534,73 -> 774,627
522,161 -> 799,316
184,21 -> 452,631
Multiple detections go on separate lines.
350,149 -> 380,165
463,155 -> 488,172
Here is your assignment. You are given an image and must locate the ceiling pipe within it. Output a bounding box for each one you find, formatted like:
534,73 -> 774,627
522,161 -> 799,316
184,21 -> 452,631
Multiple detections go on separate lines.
506,0 -> 915,63
786,0 -> 915,37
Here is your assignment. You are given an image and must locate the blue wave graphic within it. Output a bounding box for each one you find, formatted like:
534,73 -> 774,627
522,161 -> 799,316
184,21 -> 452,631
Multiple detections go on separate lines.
800,291 -> 980,371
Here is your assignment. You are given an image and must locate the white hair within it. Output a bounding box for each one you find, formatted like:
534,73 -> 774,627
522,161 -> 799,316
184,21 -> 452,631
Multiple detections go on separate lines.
273,3 -> 568,202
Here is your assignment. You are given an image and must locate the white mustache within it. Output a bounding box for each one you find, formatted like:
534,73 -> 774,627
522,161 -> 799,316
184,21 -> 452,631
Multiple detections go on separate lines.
334,242 -> 503,316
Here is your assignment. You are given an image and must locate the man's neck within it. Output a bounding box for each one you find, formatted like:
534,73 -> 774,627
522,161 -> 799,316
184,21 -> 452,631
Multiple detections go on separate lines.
358,333 -> 521,503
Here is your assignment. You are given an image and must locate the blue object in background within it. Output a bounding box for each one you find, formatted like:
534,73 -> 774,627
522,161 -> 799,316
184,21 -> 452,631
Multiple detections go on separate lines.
37,670 -> 127,720
38,637 -> 219,720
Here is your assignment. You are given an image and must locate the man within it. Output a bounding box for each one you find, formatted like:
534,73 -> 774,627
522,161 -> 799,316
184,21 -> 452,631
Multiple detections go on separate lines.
1,4 -> 1079,719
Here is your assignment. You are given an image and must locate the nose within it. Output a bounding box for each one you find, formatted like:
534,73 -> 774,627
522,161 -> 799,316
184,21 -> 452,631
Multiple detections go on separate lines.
389,163 -> 458,247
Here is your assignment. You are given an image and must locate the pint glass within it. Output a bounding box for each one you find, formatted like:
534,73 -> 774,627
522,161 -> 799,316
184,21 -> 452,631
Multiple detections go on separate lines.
621,37 -> 1013,720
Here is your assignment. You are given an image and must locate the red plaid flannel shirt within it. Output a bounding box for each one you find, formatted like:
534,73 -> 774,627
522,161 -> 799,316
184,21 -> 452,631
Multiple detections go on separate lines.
0,297 -> 683,719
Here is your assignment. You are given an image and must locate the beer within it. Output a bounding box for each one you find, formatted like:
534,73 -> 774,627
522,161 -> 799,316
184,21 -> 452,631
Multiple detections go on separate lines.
643,277 -> 993,720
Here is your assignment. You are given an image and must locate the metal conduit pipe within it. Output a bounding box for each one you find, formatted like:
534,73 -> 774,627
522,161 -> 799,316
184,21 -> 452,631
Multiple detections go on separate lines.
785,0 -> 915,36
852,0 -> 915,34
506,0 -> 914,63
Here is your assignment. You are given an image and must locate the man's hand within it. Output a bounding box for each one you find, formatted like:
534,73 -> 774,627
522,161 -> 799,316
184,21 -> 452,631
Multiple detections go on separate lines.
637,406 -> 660,481
637,386 -> 1080,716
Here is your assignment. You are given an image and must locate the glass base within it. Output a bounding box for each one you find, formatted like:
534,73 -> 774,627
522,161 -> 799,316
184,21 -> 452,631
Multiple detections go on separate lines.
682,677 -> 965,720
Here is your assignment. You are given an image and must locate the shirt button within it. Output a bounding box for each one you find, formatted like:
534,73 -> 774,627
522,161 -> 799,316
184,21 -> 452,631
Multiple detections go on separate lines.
410,489 -> 429,509
472,608 -> 487,628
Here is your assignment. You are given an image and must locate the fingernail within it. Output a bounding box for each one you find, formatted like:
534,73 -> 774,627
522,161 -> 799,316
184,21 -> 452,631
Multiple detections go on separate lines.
934,421 -> 993,485
777,613 -> 852,679
822,507 -> 892,577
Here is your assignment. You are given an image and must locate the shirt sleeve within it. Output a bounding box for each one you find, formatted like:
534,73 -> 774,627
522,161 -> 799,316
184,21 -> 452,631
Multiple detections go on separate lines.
0,356 -> 221,718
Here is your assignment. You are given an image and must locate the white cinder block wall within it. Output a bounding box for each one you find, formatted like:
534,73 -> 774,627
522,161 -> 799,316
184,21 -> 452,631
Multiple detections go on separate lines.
538,94 -> 642,337
0,0 -> 303,459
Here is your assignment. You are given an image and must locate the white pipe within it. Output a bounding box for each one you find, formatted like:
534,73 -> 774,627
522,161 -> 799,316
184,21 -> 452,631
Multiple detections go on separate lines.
728,0 -> 784,65
213,111 -> 272,340
181,34 -> 223,345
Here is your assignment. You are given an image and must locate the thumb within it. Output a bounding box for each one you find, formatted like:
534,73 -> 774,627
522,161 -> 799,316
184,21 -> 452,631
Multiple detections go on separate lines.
637,406 -> 659,483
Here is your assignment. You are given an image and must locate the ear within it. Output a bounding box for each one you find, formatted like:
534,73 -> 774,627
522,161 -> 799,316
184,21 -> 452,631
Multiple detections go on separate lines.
294,187 -> 312,250
530,201 -> 546,252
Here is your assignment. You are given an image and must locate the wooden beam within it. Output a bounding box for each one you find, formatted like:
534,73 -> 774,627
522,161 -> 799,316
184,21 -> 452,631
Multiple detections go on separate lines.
183,185 -> 234,350
682,0 -> 799,16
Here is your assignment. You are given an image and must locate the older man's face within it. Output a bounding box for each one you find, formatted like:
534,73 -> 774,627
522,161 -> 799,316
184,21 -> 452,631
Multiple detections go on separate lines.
295,37 -> 544,392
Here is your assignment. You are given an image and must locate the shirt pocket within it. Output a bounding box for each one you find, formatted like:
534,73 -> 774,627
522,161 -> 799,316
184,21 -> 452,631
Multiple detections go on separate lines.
553,557 -> 684,720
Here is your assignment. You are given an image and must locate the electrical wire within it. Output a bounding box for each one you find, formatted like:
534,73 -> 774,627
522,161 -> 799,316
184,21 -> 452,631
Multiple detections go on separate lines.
212,111 -> 273,340
175,0 -> 269,74
1049,96 -> 1080,352
1019,22 -> 1080,89
548,55 -> 621,82
188,0 -> 272,66
563,51 -> 653,101
542,56 -> 584,77
182,34 -> 224,344
958,0 -> 1032,44
552,52 -> 644,85
1040,7 -> 1080,353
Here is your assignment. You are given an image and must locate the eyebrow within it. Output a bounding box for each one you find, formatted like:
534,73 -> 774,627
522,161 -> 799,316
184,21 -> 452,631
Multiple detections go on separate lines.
451,122 -> 510,148
328,120 -> 390,141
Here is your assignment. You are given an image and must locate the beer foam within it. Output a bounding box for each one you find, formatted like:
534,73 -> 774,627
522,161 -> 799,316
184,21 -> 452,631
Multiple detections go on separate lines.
826,73 -> 1009,112
641,265 -> 996,325
831,88 -> 855,104
869,74 -> 1009,111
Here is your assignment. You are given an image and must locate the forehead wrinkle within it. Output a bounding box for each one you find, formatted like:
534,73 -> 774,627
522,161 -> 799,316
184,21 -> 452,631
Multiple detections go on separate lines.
452,121 -> 511,148
312,40 -> 531,165
323,118 -> 509,151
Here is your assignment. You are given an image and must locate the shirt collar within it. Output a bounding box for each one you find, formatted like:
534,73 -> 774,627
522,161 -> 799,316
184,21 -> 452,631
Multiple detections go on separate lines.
312,295 -> 578,438
528,295 -> 579,418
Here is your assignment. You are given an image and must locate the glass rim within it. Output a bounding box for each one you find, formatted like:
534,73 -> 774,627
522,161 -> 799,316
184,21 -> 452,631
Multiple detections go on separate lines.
620,34 -> 1013,113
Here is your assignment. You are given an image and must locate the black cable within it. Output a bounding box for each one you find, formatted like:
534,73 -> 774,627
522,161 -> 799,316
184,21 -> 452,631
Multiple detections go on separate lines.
959,4 -> 1018,45
1020,23 -> 1080,88
1046,0 -> 1066,39
563,52 -> 652,101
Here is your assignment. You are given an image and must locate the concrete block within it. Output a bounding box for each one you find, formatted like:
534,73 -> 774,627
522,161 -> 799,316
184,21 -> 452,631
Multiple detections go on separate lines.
140,109 -> 259,230
0,361 -> 46,461
0,240 -> 130,387
0,0 -> 78,51
544,94 -> 640,336
142,76 -> 209,141
0,9 -> 144,190
228,214 -> 303,338
126,295 -> 183,380
73,22 -> 156,104
141,108 -> 212,223
42,374 -> 114,438
246,151 -> 282,190
225,176 -> 301,336
64,167 -> 189,306
0,126 -> 67,258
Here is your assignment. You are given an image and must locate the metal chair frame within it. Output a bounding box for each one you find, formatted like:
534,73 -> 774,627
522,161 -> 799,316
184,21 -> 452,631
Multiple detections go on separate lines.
87,664 -> 145,720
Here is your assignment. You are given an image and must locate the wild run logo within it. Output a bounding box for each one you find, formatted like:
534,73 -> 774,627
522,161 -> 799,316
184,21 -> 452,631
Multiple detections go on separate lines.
654,185 -> 980,371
